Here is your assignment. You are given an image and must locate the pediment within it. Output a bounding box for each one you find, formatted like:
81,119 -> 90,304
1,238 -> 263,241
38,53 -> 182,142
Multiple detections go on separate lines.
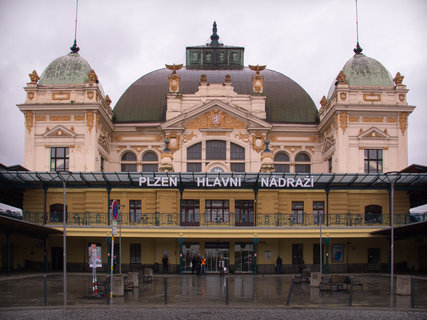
43,125 -> 75,138
322,136 -> 335,153
357,127 -> 390,140
161,99 -> 271,131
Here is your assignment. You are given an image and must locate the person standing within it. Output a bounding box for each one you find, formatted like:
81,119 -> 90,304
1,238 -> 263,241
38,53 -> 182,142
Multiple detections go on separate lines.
218,255 -> 225,276
201,256 -> 207,276
196,253 -> 202,275
162,254 -> 169,273
191,255 -> 197,274
276,255 -> 283,274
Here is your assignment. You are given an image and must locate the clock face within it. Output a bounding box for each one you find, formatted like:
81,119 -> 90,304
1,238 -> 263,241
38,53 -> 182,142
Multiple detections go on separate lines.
210,166 -> 225,173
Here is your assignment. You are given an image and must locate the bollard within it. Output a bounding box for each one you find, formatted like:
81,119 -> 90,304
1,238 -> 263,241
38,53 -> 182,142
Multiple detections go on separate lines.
43,274 -> 47,306
411,277 -> 415,308
348,277 -> 353,306
164,277 -> 168,305
226,277 -> 229,305
286,278 -> 295,306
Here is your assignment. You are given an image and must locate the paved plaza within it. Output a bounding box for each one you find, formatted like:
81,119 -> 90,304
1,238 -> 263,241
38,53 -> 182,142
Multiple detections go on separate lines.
0,273 -> 426,319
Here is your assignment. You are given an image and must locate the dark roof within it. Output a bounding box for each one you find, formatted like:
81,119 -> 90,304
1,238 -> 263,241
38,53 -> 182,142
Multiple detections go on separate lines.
0,215 -> 62,238
113,67 -> 318,124
401,164 -> 427,173
371,220 -> 427,239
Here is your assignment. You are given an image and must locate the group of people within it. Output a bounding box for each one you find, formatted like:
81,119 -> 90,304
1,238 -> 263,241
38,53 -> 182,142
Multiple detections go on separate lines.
189,254 -> 226,276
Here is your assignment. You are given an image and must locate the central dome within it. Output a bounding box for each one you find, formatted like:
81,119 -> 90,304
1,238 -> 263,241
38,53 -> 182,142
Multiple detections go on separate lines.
113,67 -> 318,124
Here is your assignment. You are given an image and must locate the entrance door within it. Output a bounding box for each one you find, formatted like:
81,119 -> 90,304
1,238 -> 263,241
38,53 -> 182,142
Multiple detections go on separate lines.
313,244 -> 324,272
205,242 -> 229,272
234,243 -> 254,272
51,247 -> 63,271
182,243 -> 200,272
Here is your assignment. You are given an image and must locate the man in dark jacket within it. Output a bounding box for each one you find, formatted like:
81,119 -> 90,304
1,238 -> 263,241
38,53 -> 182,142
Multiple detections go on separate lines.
276,256 -> 283,273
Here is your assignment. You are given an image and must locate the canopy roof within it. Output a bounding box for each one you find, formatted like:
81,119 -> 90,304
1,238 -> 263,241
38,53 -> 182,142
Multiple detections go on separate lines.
1,171 -> 426,191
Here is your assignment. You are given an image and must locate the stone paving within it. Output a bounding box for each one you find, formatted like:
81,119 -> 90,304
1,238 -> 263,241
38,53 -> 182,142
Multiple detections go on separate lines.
0,273 -> 426,319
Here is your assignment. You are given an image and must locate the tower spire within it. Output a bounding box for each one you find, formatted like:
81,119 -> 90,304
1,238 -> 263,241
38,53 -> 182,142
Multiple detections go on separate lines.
209,21 -> 221,46
353,0 -> 363,54
70,0 -> 80,53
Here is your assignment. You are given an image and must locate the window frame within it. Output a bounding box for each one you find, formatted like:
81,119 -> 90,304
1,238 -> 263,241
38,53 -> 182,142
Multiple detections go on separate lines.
50,147 -> 69,171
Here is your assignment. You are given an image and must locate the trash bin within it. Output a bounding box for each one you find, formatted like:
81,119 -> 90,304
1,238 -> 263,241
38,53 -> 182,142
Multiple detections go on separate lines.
128,272 -> 139,288
113,274 -> 125,297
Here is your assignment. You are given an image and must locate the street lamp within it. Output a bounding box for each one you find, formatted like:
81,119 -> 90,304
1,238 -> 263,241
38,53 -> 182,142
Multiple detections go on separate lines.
385,171 -> 401,306
59,171 -> 71,306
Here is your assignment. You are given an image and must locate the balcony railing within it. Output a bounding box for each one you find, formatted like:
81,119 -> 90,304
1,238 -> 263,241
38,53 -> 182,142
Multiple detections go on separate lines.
23,211 -> 413,228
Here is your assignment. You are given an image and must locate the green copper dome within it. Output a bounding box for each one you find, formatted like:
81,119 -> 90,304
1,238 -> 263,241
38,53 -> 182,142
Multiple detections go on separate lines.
113,67 -> 318,124
328,52 -> 393,98
39,52 -> 92,85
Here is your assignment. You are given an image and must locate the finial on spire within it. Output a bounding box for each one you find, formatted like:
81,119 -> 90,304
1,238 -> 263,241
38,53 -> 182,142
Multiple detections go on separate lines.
210,21 -> 220,46
353,0 -> 363,54
70,0 -> 80,53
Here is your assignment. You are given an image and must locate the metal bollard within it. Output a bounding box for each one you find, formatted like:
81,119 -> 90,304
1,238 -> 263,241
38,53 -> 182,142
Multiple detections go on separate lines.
226,277 -> 229,305
164,277 -> 168,305
286,278 -> 295,306
43,274 -> 47,306
348,277 -> 353,306
411,277 -> 415,308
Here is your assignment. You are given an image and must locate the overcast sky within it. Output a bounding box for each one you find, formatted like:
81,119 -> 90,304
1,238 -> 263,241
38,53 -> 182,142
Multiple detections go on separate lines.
0,0 -> 426,168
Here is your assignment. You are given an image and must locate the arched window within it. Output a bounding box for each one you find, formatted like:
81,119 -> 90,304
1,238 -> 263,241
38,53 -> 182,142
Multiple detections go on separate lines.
186,140 -> 246,172
295,152 -> 311,173
365,205 -> 382,224
187,142 -> 202,172
274,152 -> 290,173
121,151 -> 137,172
142,151 -> 158,172
49,203 -> 67,223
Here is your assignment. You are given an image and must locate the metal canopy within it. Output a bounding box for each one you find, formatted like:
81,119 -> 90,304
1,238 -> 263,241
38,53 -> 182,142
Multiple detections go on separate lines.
0,171 -> 426,191
0,215 -> 62,237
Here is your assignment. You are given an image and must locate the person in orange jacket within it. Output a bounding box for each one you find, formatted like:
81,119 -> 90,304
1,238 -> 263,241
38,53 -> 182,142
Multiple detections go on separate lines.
201,256 -> 207,275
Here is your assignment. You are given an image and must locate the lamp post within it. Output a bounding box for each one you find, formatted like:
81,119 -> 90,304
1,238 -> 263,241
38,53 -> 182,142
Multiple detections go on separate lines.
59,171 -> 71,306
385,171 -> 401,307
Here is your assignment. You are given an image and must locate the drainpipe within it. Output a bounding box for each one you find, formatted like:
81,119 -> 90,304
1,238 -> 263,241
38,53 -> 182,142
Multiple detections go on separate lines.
179,188 -> 183,226
178,237 -> 184,275
252,238 -> 259,275
43,185 -> 48,225
326,188 -> 330,226
324,237 -> 330,275
254,188 -> 258,227
107,186 -> 111,225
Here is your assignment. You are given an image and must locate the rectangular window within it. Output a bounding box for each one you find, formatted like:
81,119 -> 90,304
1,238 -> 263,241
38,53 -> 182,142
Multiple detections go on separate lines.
121,163 -> 137,172
313,201 -> 325,224
292,244 -> 303,265
291,201 -> 304,224
187,163 -> 201,172
141,163 -> 158,172
130,243 -> 141,264
205,200 -> 229,223
129,200 -> 141,223
274,164 -> 290,173
364,149 -> 383,173
50,147 -> 69,171
230,163 -> 245,172
235,200 -> 254,226
295,163 -> 311,173
181,200 -> 200,226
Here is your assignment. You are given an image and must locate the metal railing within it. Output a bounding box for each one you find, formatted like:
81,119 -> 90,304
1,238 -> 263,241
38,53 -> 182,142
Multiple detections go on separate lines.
23,211 -> 411,228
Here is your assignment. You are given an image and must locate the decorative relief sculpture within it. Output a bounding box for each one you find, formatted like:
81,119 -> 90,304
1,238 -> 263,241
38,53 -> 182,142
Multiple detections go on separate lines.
393,72 -> 404,85
251,132 -> 266,153
182,131 -> 197,143
166,64 -> 183,93
185,110 -> 246,130
235,131 -> 250,142
336,71 -> 346,84
224,74 -> 231,84
399,112 -> 408,134
249,65 -> 266,94
339,112 -> 348,133
200,74 -> 207,85
88,70 -> 98,84
320,96 -> 327,107
25,111 -> 34,133
87,110 -> 94,132
28,70 -> 40,84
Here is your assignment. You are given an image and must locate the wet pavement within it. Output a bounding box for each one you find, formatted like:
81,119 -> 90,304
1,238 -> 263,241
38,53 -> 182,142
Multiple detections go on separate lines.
0,272 -> 426,311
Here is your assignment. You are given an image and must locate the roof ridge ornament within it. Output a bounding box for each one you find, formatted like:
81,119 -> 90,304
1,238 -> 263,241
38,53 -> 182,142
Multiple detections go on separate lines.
209,21 -> 221,46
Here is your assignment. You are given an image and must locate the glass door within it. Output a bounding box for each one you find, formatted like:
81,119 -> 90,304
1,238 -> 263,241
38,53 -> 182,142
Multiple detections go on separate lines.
182,243 -> 200,272
234,243 -> 254,272
205,242 -> 229,272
